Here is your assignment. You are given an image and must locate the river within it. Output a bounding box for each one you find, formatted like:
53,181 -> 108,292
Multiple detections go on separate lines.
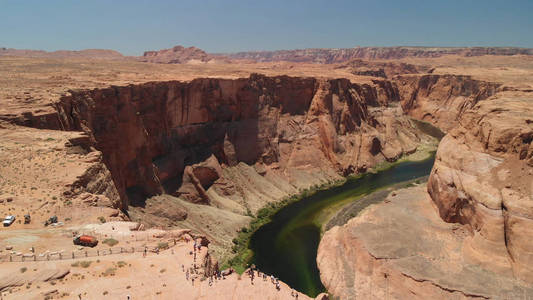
249,152 -> 437,297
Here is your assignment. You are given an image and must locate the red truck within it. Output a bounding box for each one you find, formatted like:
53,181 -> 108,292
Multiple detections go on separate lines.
73,235 -> 98,247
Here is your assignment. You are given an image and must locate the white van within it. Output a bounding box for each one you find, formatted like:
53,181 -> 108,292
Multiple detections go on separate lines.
3,215 -> 15,227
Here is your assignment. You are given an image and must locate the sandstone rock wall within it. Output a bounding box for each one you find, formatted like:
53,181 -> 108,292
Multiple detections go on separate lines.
54,74 -> 426,210
0,107 -> 65,130
428,96 -> 533,283
397,74 -> 499,132
318,185 -> 533,300
318,72 -> 533,298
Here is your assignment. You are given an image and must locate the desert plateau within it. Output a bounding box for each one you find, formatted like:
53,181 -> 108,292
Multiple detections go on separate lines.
1,1 -> 533,299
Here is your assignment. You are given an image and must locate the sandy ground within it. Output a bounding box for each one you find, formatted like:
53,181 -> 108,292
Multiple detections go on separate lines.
400,54 -> 533,89
0,125 -> 120,229
0,222 -> 312,300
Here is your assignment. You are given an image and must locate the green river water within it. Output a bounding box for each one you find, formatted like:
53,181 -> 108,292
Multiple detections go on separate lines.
249,153 -> 437,297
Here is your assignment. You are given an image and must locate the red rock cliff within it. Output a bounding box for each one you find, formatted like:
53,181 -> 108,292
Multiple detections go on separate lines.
55,74 -> 426,209
400,73 -> 533,282
318,74 -> 533,299
428,95 -> 533,282
397,74 -> 499,131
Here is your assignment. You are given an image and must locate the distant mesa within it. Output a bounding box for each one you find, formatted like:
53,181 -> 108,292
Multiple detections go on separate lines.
223,46 -> 533,63
3,45 -> 533,65
0,47 -> 124,59
140,45 -> 216,64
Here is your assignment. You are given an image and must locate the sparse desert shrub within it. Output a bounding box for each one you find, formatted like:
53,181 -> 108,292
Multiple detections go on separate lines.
101,267 -> 116,277
157,242 -> 169,250
79,261 -> 92,268
103,238 -> 118,247
160,268 -> 166,273
97,216 -> 106,223
116,261 -> 126,268
20,267 -> 27,273
71,261 -> 92,268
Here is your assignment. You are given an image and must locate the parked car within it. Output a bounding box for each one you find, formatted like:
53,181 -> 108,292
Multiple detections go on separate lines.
73,235 -> 98,247
44,215 -> 58,226
3,215 -> 15,227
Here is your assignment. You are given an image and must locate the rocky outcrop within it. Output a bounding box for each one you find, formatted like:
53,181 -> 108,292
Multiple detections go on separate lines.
177,154 -> 223,204
318,91 -> 533,298
140,45 -> 213,64
338,59 -> 424,79
0,106 -> 65,130
318,185 -> 533,300
318,67 -> 533,298
428,95 -> 533,283
54,74 -> 428,211
397,74 -> 499,132
222,47 -> 533,63
0,266 -> 70,292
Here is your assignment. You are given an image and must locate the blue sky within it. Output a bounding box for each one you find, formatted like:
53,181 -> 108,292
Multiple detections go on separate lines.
1,0 -> 532,55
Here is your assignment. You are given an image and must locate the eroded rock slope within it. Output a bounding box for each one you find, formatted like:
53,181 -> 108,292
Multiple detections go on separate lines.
318,185 -> 533,300
318,75 -> 533,299
54,74 -> 426,212
398,74 -> 499,132
428,95 -> 533,282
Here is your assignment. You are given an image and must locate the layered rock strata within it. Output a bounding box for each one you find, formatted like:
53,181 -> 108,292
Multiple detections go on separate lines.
398,74 -> 499,132
428,95 -> 533,283
318,86 -> 533,298
318,185 -> 533,299
338,59 -> 424,79
54,74 -> 427,211
222,47 -> 533,63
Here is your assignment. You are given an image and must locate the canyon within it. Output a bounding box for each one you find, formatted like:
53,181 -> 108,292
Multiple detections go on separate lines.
317,69 -> 533,298
16,73 -> 436,259
1,51 -> 533,299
